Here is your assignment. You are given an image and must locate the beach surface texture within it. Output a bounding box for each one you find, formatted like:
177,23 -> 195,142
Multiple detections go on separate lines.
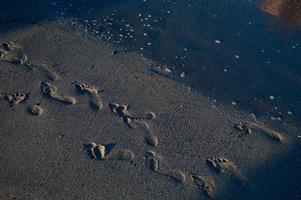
1,3 -> 301,200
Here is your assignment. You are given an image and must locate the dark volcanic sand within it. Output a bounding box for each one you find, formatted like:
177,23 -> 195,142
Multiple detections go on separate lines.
0,21 -> 300,200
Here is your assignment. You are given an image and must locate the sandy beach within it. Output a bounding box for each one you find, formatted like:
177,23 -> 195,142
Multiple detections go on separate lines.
1,1 -> 301,200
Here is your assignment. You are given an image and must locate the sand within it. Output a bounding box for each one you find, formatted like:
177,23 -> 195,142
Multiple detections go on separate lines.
0,20 -> 301,200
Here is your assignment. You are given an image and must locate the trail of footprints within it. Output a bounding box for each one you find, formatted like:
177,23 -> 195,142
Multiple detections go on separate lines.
0,41 -> 60,80
0,41 -> 288,199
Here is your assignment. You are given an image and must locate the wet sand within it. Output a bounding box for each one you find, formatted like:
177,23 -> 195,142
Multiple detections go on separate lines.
0,21 -> 301,200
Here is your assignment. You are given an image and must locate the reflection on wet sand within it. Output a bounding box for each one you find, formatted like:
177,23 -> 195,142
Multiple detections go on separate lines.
260,0 -> 301,26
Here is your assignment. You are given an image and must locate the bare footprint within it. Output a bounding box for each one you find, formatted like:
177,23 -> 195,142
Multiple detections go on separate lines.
191,174 -> 217,200
41,82 -> 76,104
41,64 -> 59,80
165,170 -> 187,184
144,150 -> 163,172
27,103 -> 43,115
107,149 -> 135,162
85,142 -> 134,163
248,121 -> 284,143
108,103 -> 134,128
74,82 -> 103,110
234,121 -> 284,143
206,158 -> 250,189
0,42 -> 27,64
138,121 -> 158,147
24,61 -> 60,80
108,103 -> 155,127
109,103 -> 158,147
1,42 -> 20,51
5,92 -> 29,105
0,42 -> 60,80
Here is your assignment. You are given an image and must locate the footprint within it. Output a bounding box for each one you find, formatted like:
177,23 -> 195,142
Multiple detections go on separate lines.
144,150 -> 163,172
108,103 -> 155,127
74,82 -> 103,110
248,122 -> 284,143
0,42 -> 59,80
27,103 -> 43,115
25,61 -> 60,80
138,121 -> 158,147
206,158 -> 250,189
42,64 -> 59,80
166,170 -> 187,184
1,42 -> 12,51
5,92 -> 29,105
109,103 -> 158,147
41,82 -> 76,105
84,142 -> 133,162
191,174 -> 217,200
89,142 -> 116,160
233,121 -> 284,143
108,103 -> 134,128
1,42 -> 20,51
107,149 -> 135,162
0,42 -> 27,64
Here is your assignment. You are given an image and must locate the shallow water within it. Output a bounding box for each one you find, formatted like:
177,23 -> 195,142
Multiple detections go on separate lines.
1,0 -> 301,127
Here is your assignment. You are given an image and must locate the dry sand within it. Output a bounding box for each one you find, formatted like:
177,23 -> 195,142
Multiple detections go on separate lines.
0,21 -> 301,200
